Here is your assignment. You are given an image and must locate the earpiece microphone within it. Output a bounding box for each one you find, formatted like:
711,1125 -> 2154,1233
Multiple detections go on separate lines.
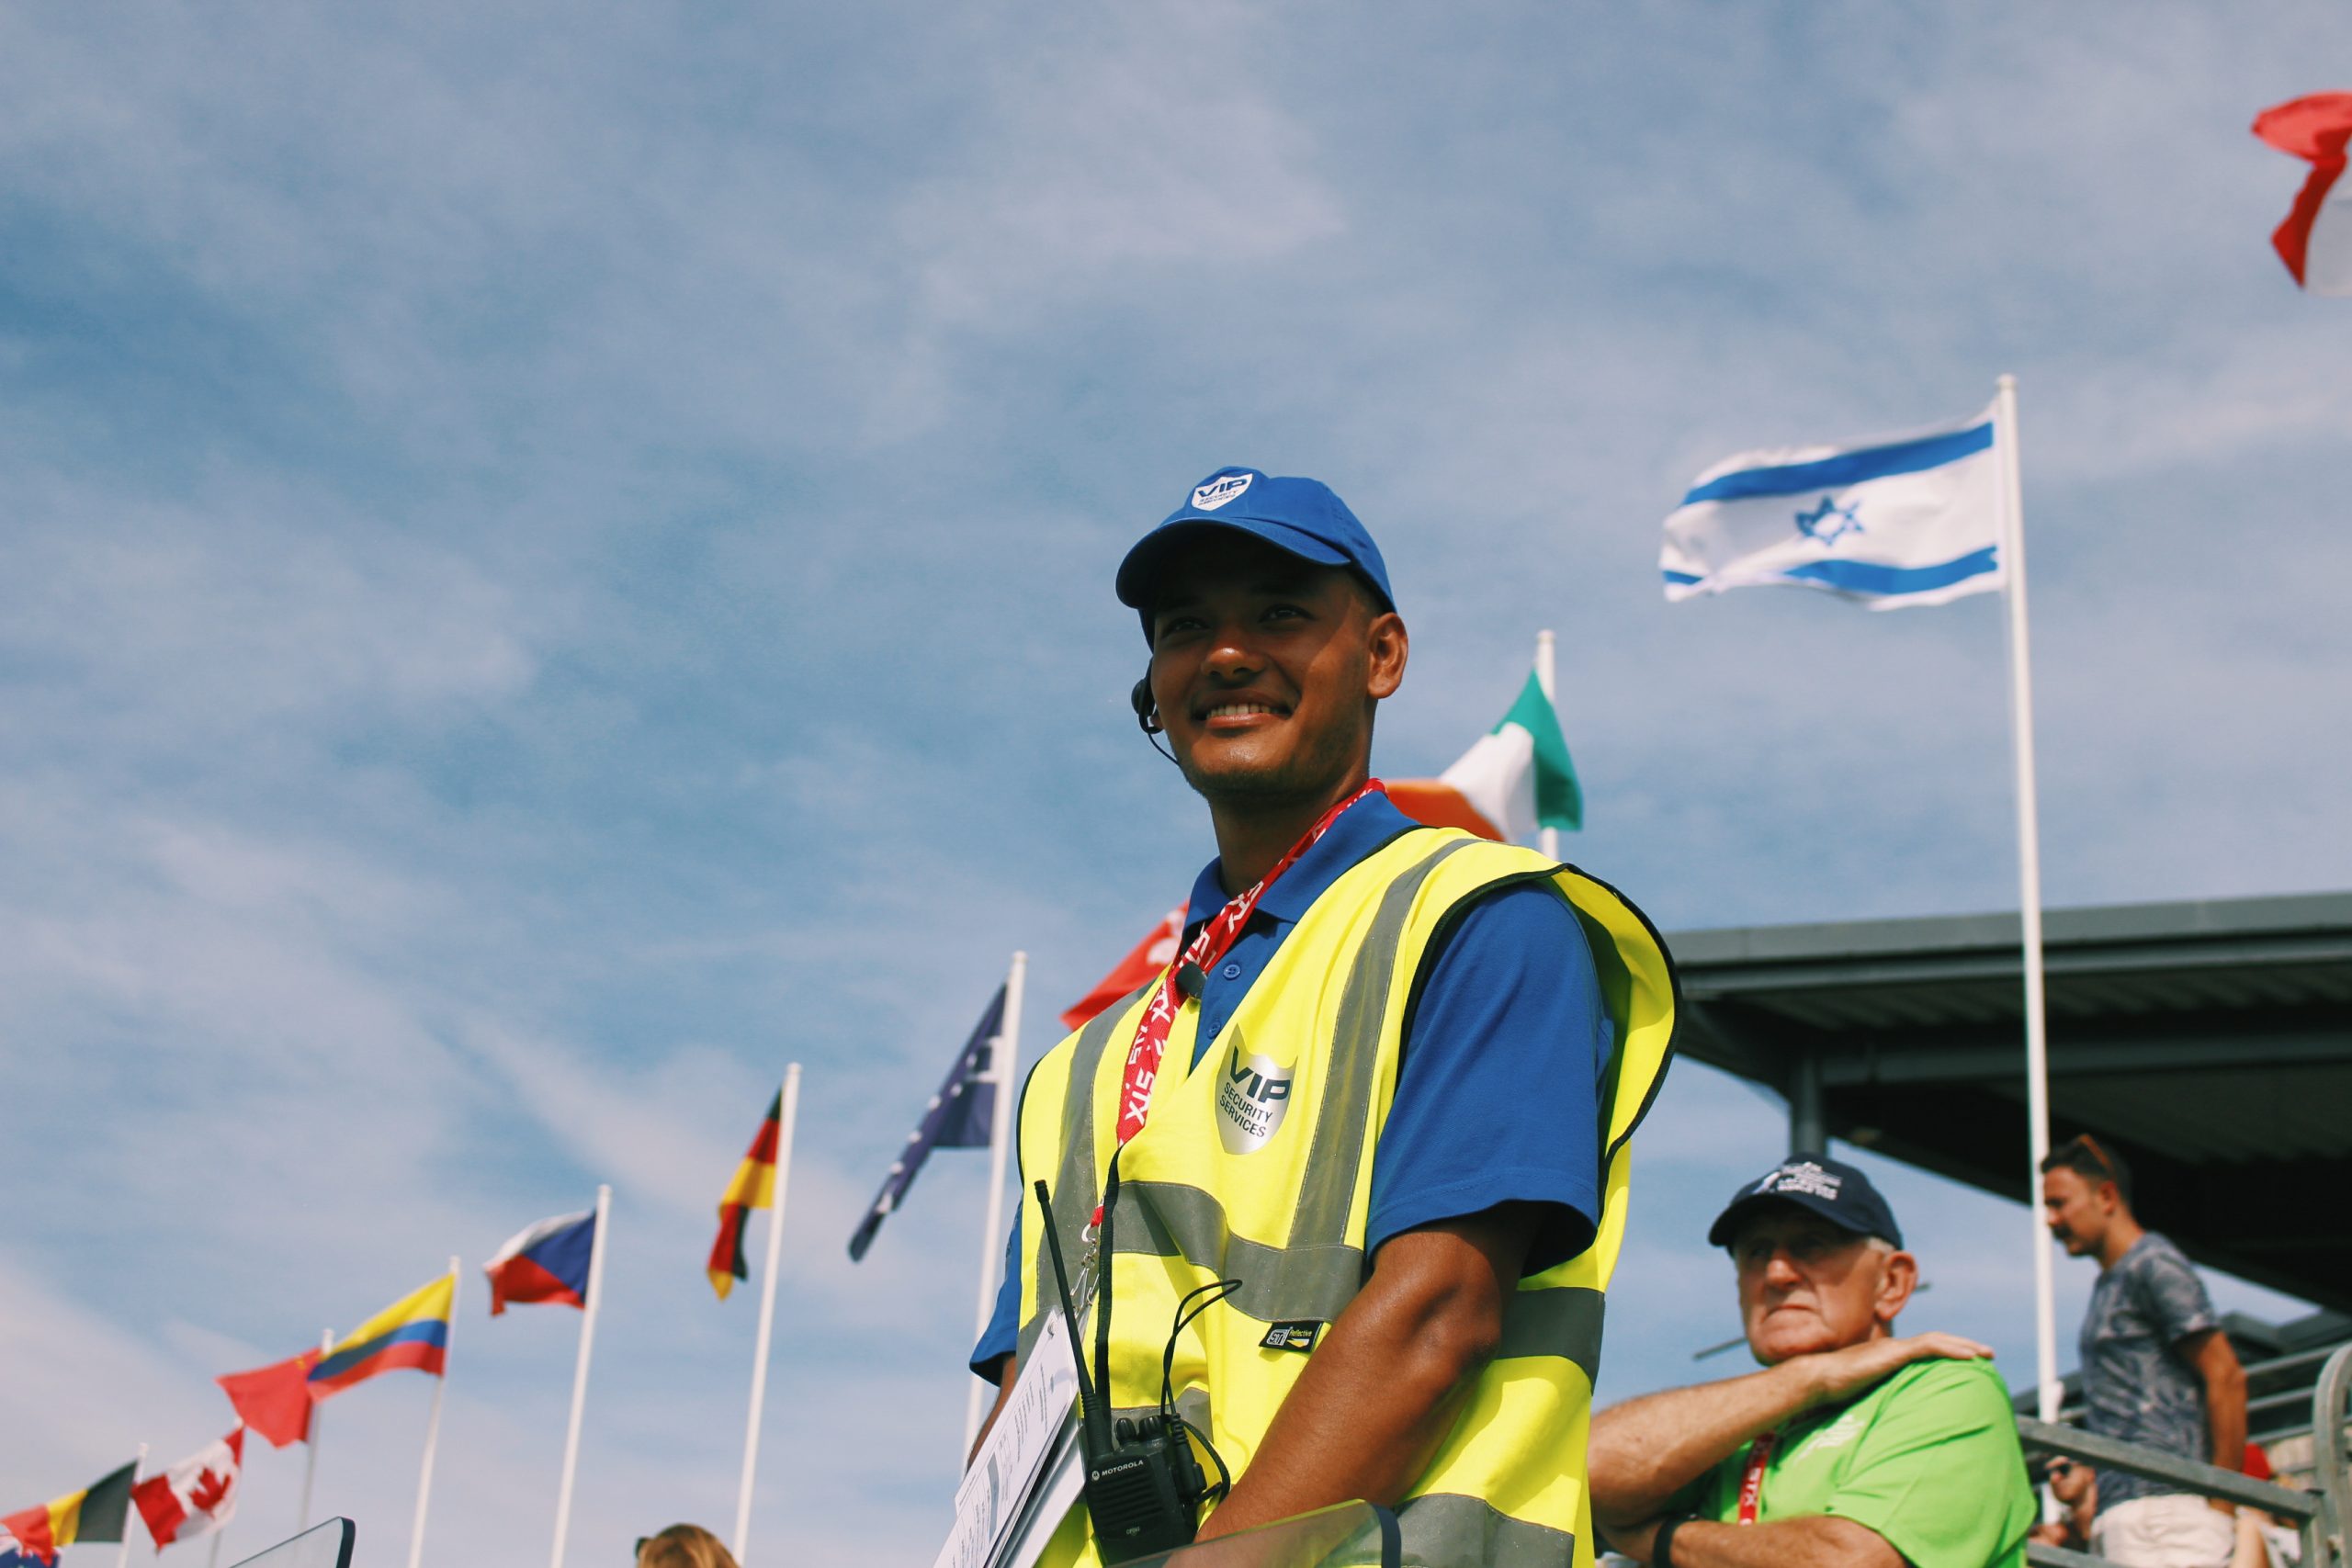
1131,675 -> 1178,765
1129,678 -> 1163,736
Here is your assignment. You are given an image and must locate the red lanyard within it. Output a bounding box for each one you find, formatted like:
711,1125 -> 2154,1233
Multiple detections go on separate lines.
1736,1430 -> 1778,1525
1095,781 -> 1385,1222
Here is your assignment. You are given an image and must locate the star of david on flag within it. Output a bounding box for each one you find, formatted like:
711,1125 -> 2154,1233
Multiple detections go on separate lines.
1661,403 -> 2003,609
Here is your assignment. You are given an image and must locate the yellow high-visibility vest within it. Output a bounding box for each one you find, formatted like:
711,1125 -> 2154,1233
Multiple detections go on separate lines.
1015,827 -> 1678,1568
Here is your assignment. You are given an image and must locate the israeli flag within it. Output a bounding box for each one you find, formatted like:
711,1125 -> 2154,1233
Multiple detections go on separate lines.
1661,404 -> 2004,610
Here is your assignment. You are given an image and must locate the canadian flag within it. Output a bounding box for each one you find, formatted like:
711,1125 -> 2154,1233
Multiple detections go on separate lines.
132,1427 -> 243,1548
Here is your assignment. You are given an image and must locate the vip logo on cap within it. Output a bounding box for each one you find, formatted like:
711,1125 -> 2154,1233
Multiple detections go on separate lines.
1216,1037 -> 1294,1154
1192,471 -> 1253,511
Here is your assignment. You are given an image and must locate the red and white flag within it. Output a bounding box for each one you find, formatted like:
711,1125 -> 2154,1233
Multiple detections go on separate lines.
2254,92 -> 2352,295
1060,908 -> 1185,1032
131,1427 -> 243,1548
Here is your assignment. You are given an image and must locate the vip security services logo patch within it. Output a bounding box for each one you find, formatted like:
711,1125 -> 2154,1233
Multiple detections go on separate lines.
1192,471 -> 1253,511
1217,1039 -> 1294,1155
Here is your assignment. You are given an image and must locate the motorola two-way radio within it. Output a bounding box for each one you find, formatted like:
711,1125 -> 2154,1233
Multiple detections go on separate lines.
1035,1172 -> 1233,1563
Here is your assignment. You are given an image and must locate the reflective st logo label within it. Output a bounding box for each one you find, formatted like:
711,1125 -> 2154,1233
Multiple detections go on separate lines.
1216,1039 -> 1295,1155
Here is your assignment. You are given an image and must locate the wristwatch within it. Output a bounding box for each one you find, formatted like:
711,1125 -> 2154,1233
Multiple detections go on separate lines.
1654,1513 -> 1699,1568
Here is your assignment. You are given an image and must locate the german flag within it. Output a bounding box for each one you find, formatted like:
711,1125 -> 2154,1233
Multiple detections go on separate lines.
3,1461 -> 136,1564
707,1090 -> 782,1300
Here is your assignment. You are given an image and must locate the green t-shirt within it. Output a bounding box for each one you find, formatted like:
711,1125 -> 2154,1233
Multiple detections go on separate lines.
1678,1359 -> 2036,1568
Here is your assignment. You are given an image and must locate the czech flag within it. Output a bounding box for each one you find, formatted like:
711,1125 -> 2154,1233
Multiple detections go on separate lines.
2255,93 -> 2352,295
309,1272 -> 455,1395
484,1208 -> 597,1314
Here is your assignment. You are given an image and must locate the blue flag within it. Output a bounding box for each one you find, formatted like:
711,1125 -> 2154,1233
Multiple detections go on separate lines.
846,984 -> 1007,1261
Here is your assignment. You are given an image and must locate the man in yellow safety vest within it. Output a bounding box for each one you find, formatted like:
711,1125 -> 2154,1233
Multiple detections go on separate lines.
970,465 -> 1679,1568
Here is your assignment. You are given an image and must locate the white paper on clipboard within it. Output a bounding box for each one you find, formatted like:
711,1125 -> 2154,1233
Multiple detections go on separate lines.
933,1310 -> 1083,1568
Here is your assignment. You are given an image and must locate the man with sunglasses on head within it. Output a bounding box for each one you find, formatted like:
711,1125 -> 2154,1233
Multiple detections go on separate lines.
1588,1156 -> 2036,1568
2041,1134 -> 2249,1568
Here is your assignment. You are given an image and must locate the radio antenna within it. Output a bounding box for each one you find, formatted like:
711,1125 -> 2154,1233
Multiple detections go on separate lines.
1035,1180 -> 1114,1459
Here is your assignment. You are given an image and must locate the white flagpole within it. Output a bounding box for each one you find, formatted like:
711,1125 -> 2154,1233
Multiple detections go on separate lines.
207,1440 -> 237,1568
297,1326 -> 332,1531
118,1443 -> 147,1568
549,1185 -> 612,1568
734,1064 -> 803,1565
1996,374 -> 2060,1424
965,953 -> 1028,1450
1534,629 -> 1561,860
407,1258 -> 460,1568
208,1429 -> 243,1568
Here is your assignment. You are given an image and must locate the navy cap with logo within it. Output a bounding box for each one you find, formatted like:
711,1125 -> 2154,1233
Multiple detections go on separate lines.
1115,466 -> 1396,637
1706,1156 -> 1905,1251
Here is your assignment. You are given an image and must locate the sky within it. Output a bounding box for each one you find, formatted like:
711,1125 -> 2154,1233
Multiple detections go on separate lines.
4,3 -> 2348,1563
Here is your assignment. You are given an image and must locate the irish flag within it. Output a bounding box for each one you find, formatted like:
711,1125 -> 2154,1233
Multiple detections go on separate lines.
2255,93 -> 2352,295
1390,670 -> 1582,844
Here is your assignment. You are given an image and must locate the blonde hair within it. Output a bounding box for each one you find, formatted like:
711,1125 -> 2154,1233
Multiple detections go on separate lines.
637,1524 -> 739,1568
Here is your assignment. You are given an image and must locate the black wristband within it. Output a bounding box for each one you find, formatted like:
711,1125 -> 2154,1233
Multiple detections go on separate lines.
1654,1513 -> 1697,1568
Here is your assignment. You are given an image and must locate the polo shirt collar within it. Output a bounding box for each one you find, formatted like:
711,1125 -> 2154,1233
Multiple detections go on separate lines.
1182,791 -> 1420,936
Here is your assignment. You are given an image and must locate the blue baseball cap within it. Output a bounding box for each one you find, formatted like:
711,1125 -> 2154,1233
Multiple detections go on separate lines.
1707,1156 -> 1905,1251
1115,466 -> 1396,635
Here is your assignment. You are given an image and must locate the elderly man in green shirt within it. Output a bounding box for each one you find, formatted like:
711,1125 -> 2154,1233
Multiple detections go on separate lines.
1589,1156 -> 2036,1568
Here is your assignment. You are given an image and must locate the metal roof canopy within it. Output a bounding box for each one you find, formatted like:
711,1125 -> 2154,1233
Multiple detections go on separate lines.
1667,891 -> 2352,1312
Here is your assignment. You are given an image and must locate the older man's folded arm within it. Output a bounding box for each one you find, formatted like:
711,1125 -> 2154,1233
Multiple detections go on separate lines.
1603,1514 -> 1906,1568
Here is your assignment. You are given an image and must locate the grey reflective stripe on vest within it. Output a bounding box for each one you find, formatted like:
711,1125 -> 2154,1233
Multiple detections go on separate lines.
1110,1179 -> 1364,1325
1395,1493 -> 1576,1568
1289,836 -> 1480,1253
1496,1286 -> 1603,1384
1019,990 -> 1146,1364
1088,840 -> 1482,1327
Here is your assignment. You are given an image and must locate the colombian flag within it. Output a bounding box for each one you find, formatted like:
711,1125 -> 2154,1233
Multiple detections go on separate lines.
2,1461 -> 136,1564
708,1092 -> 782,1300
309,1273 -> 455,1395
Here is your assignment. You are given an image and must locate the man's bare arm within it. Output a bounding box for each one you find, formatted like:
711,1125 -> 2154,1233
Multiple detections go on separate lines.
1587,1360 -> 1815,1528
2183,1329 -> 2248,1513
1193,1204 -> 1536,1540
1588,1331 -> 1995,1529
1606,1514 -> 1903,1568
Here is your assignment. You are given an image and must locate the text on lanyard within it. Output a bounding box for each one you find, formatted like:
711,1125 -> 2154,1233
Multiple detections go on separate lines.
1093,780 -> 1386,1226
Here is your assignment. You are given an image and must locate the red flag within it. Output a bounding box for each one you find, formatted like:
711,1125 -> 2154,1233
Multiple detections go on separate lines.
1060,907 -> 1185,1032
1386,780 -> 1508,840
2253,93 -> 2352,293
0,1503 -> 57,1565
216,1350 -> 322,1449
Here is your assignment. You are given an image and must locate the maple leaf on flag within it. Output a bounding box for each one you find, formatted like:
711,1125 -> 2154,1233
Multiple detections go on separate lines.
188,1469 -> 232,1516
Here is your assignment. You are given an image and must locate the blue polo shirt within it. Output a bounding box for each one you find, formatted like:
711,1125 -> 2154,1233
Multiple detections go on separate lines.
970,792 -> 1611,1380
